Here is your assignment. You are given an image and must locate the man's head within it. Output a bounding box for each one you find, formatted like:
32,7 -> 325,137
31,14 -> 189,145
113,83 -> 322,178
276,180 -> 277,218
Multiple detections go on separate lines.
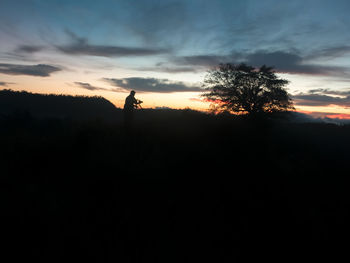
130,90 -> 136,96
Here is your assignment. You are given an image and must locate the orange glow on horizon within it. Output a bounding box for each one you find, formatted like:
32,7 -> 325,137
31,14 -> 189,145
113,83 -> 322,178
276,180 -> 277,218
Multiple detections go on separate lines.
297,110 -> 350,119
2,74 -> 349,119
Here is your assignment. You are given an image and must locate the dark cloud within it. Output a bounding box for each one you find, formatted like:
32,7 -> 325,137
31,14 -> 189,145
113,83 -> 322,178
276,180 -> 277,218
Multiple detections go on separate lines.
74,82 -> 121,92
104,77 -> 202,93
0,81 -> 13,87
246,51 -> 301,71
164,50 -> 349,77
16,45 -> 44,53
57,30 -> 170,57
241,50 -> 349,76
0,63 -> 61,77
307,88 -> 350,96
308,45 -> 350,60
293,94 -> 350,107
74,82 -> 106,91
293,89 -> 350,107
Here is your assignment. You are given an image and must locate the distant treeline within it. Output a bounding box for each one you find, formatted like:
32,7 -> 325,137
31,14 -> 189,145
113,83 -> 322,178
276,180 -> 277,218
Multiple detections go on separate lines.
0,89 -> 121,121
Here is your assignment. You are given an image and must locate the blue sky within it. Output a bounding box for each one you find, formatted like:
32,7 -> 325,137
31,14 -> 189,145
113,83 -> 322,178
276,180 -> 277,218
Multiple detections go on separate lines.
1,0 -> 350,116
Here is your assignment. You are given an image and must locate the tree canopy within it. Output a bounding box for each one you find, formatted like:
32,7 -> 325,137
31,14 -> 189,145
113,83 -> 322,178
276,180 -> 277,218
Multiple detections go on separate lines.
202,63 -> 294,115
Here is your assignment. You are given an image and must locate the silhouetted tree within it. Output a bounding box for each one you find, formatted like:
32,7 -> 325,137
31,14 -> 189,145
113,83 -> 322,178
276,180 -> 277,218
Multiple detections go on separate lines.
202,63 -> 294,115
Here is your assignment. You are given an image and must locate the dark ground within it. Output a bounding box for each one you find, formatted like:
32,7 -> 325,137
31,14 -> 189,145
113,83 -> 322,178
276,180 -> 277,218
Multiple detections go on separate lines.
1,92 -> 350,262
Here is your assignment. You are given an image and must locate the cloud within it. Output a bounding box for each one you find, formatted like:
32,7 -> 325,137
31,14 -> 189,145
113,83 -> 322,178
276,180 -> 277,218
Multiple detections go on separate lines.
136,54 -> 241,73
244,50 -> 349,76
293,89 -> 350,107
171,55 -> 236,67
57,43 -> 169,57
0,63 -> 61,77
160,50 -> 350,78
74,82 -> 121,92
136,65 -> 200,73
307,45 -> 350,60
16,45 -> 44,53
307,88 -> 350,96
188,97 -> 203,102
74,82 -> 106,91
293,94 -> 350,107
245,51 -> 301,72
0,81 -> 13,87
104,77 -> 202,93
56,30 -> 170,57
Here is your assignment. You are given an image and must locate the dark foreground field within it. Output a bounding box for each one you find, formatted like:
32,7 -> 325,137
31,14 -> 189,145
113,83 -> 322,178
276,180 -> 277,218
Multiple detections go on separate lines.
1,105 -> 350,261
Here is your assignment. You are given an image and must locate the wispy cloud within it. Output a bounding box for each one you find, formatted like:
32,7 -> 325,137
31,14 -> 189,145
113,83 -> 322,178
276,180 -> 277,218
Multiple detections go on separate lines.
74,82 -> 106,91
56,30 -> 170,57
135,54 -> 240,73
307,45 -> 350,60
293,88 -> 350,107
0,63 -> 61,77
16,45 -> 44,53
58,43 -> 169,57
104,77 -> 202,93
136,65 -> 199,73
74,82 -> 121,92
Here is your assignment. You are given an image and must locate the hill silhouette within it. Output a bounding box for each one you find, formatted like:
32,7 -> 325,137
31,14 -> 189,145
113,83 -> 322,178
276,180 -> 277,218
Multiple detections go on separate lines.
1,90 -> 350,262
0,89 -> 121,121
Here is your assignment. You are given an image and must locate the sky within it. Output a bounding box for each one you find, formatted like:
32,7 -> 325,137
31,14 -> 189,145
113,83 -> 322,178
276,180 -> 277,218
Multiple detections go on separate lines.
1,0 -> 350,118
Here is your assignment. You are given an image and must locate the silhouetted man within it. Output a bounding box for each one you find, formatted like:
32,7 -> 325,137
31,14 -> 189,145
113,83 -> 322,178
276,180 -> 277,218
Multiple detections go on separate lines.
123,90 -> 142,128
